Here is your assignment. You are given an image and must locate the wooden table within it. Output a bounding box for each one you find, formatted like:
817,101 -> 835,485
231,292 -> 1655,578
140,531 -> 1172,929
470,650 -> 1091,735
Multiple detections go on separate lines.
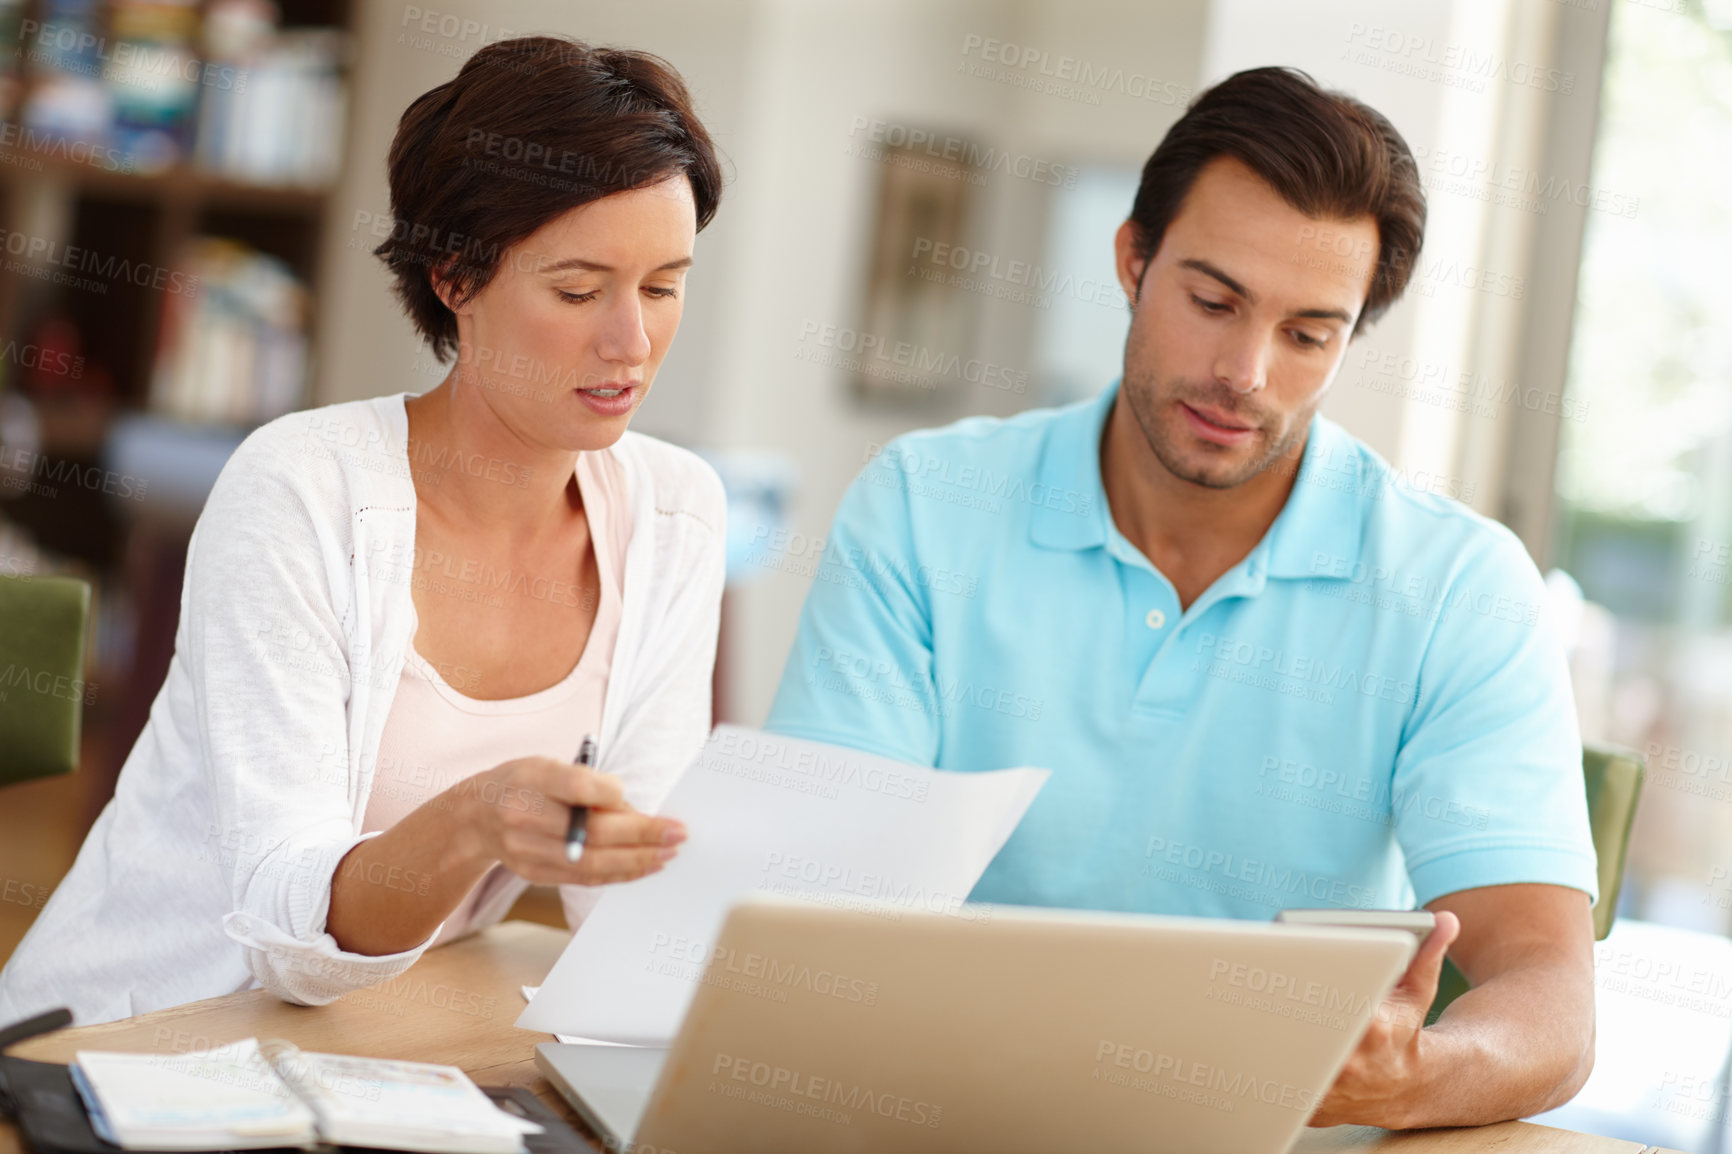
0,921 -> 1662,1153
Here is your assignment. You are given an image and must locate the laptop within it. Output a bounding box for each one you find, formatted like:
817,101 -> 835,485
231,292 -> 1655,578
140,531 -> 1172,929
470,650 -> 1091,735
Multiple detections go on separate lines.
536,894 -> 1415,1154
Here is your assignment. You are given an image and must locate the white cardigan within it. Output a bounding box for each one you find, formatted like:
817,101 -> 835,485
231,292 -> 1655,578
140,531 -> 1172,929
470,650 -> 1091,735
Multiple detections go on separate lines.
0,393 -> 726,1027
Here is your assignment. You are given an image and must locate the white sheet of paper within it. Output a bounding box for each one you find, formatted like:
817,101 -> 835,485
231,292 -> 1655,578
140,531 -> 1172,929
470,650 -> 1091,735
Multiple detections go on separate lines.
519,986 -> 636,1047
516,726 -> 1048,1044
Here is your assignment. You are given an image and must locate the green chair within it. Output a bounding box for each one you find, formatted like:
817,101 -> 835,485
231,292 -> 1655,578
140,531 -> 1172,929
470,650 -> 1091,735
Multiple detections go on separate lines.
0,574 -> 92,787
1426,744 -> 1645,1024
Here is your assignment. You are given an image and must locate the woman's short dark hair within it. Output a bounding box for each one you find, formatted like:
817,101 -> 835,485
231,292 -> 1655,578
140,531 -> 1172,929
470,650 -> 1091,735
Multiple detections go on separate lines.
375,36 -> 723,360
1127,66 -> 1425,332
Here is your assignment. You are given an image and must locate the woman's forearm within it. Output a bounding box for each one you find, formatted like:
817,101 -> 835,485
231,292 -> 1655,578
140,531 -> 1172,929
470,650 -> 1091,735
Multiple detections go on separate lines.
324,756 -> 680,955
326,788 -> 496,956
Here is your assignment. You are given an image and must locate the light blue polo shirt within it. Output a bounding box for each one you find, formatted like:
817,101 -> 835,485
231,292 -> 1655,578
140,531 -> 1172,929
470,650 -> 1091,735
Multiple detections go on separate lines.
766,381 -> 1598,918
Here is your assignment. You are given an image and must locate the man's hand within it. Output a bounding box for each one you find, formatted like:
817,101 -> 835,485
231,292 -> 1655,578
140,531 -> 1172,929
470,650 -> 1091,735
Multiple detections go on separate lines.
1306,885 -> 1595,1130
1308,912 -> 1461,1129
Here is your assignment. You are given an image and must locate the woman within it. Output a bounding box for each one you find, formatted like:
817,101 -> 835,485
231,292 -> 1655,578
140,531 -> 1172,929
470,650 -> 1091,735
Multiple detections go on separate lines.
0,35 -> 726,1025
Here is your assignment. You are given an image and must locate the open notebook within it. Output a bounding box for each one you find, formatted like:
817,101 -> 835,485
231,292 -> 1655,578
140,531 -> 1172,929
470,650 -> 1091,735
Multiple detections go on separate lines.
68,1038 -> 541,1153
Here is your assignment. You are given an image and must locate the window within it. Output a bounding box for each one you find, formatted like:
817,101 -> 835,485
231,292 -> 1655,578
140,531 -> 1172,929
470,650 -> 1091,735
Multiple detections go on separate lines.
1551,0 -> 1732,933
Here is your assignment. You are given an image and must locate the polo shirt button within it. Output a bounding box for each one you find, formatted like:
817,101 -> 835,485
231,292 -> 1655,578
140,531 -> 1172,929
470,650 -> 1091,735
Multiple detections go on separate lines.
1145,609 -> 1166,629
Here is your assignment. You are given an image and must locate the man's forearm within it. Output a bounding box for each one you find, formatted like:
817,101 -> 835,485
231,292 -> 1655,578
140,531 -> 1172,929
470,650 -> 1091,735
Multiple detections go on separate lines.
1397,963 -> 1594,1128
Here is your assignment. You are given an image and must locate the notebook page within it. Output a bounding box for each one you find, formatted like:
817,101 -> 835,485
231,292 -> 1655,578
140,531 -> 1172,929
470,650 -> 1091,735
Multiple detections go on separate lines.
263,1042 -> 539,1154
72,1038 -> 316,1151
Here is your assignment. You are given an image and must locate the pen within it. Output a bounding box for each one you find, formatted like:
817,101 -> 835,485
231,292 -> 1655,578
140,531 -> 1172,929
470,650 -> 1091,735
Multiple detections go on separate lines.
566,734 -> 596,863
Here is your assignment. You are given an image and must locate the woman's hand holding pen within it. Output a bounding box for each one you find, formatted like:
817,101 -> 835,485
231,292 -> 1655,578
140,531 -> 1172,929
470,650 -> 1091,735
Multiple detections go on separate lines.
330,753 -> 682,956
447,755 -> 686,886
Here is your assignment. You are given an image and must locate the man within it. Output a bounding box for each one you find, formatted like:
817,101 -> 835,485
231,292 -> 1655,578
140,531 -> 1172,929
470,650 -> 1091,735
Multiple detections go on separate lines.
766,67 -> 1596,1129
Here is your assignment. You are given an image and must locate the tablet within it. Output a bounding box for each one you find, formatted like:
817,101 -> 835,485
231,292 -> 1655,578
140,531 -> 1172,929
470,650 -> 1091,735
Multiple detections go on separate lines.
1274,908 -> 1437,939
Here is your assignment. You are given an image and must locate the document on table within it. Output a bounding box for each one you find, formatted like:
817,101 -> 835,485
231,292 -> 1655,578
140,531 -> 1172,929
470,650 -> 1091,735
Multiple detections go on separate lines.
516,726 -> 1049,1044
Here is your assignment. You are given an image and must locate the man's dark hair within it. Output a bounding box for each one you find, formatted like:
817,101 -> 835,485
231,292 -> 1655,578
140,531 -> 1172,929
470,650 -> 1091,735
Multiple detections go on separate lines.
375,36 -> 723,360
1126,66 -> 1425,332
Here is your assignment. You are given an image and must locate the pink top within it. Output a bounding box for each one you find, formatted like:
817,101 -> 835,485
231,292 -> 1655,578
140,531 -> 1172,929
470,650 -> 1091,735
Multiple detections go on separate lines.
362,451 -> 632,947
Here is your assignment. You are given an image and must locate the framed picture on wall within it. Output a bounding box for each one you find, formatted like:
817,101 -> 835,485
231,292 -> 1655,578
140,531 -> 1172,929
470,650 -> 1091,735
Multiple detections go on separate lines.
852,140 -> 980,403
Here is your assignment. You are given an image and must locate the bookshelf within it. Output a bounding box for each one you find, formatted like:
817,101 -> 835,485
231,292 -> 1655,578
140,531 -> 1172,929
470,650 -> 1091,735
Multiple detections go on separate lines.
0,0 -> 355,826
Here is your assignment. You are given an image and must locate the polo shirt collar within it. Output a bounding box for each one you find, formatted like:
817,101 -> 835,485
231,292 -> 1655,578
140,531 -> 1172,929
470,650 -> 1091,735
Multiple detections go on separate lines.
1027,380 -> 1362,580
1028,383 -> 1117,551
1264,415 -> 1365,580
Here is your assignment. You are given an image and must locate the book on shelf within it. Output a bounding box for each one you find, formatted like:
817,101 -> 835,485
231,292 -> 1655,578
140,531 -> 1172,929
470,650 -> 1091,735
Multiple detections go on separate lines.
194,18 -> 347,187
0,0 -> 27,124
7,0 -> 347,186
149,236 -> 308,428
105,0 -> 206,173
69,1036 -> 542,1153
